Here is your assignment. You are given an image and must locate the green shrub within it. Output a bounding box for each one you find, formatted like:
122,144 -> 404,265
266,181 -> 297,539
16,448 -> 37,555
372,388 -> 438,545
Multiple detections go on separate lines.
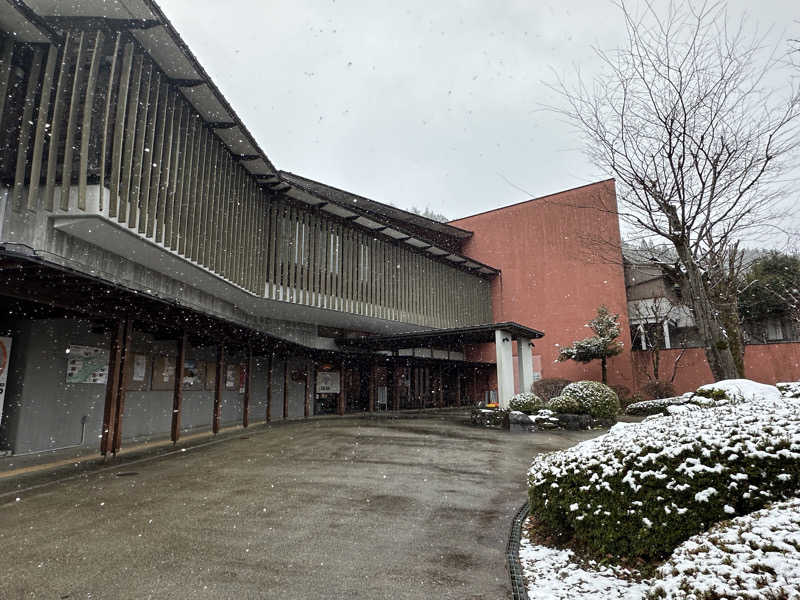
533,378 -> 572,402
625,395 -> 693,416
778,382 -> 800,398
547,394 -> 582,414
509,392 -> 545,414
641,380 -> 677,401
560,381 -> 620,418
527,397 -> 800,561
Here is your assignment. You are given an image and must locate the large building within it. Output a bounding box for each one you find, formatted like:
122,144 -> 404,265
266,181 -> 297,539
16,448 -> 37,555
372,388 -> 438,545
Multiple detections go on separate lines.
0,0 -> 542,457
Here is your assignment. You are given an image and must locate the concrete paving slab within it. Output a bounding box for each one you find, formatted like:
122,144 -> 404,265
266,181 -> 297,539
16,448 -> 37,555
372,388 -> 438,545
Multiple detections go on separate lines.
0,412 -> 601,599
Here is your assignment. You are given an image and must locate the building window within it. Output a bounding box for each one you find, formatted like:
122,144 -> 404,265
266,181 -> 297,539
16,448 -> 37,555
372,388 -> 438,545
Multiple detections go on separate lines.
766,319 -> 784,342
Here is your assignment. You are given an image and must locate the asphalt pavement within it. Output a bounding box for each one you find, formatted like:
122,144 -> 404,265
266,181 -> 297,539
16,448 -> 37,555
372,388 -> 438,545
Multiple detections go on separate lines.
0,412 -> 600,599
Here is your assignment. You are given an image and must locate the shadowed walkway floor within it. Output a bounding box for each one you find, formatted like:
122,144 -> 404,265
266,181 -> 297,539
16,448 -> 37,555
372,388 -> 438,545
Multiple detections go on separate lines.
0,412 -> 600,599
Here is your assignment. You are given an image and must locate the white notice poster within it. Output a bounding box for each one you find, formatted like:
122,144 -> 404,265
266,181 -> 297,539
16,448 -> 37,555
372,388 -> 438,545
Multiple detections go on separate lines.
0,337 -> 12,421
133,354 -> 147,382
316,371 -> 340,394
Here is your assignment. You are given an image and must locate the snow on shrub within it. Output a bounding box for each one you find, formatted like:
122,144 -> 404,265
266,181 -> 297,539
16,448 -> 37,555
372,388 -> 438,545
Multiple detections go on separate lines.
509,392 -> 545,414
695,379 -> 781,405
560,381 -> 620,418
778,382 -> 800,399
646,497 -> 800,599
527,397 -> 800,560
625,394 -> 694,416
547,394 -> 582,414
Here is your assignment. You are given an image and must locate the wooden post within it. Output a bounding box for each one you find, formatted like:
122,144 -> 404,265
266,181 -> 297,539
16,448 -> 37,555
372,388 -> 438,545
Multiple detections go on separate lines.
213,344 -> 224,434
338,367 -> 346,415
171,332 -> 186,443
304,361 -> 313,418
266,353 -> 272,422
111,319 -> 134,454
368,362 -> 376,413
100,320 -> 125,456
438,363 -> 444,408
283,359 -> 289,420
456,367 -> 462,407
243,346 -> 252,428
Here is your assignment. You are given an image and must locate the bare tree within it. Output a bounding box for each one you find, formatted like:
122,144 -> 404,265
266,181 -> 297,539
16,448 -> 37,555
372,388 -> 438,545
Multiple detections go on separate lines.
628,297 -> 687,383
552,1 -> 800,380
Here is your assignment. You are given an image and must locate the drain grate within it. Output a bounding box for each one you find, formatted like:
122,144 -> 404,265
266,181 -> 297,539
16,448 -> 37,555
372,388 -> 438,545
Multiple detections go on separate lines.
114,471 -> 139,477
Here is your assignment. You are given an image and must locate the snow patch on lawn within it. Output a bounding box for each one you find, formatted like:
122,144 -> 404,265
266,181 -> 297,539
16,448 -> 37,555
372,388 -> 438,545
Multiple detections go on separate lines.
519,517 -> 649,600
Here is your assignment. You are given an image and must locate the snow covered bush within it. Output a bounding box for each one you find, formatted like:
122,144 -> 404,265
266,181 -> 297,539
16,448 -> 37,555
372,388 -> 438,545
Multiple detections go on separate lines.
695,379 -> 781,405
533,377 -> 572,402
626,394 -> 694,416
646,497 -> 800,599
527,397 -> 800,560
547,394 -> 582,414
778,382 -> 800,399
509,392 -> 545,414
560,381 -> 620,418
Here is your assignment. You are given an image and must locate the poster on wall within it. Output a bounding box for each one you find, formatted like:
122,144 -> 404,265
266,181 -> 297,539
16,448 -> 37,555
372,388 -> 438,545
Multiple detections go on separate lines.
182,360 -> 204,391
66,345 -> 109,384
0,337 -> 12,420
132,354 -> 147,382
238,365 -> 247,394
151,356 -> 175,391
125,353 -> 151,391
316,371 -> 340,394
225,364 -> 238,390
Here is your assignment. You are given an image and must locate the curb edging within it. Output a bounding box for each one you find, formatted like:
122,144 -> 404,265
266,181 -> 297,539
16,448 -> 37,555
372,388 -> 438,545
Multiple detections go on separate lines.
506,500 -> 530,600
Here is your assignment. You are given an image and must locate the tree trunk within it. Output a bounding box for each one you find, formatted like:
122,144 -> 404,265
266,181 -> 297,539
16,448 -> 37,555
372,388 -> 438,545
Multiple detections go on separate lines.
673,241 -> 739,381
601,356 -> 608,384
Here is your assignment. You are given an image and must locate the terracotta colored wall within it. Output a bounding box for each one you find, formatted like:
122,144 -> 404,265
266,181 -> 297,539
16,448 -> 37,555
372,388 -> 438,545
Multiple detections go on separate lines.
450,179 -> 635,389
632,343 -> 800,395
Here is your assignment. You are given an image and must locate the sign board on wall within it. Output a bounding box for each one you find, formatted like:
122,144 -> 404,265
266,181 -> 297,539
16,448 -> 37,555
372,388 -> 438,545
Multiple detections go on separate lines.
66,345 -> 109,384
0,337 -> 12,420
316,371 -> 340,394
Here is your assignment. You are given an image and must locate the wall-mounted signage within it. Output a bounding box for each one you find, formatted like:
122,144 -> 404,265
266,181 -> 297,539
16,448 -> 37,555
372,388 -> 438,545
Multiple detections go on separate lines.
66,345 -> 109,384
316,371 -> 340,394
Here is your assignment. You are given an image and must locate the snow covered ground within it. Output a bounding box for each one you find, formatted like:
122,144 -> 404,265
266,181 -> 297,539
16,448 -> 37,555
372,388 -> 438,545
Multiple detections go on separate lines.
519,518 -> 650,599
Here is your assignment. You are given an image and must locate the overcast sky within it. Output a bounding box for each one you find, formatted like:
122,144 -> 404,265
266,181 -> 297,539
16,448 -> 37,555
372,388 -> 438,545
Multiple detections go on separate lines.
157,0 -> 799,228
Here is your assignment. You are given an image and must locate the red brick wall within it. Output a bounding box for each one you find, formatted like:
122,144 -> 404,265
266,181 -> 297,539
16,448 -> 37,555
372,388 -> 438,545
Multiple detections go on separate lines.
450,179 -> 635,389
632,343 -> 800,395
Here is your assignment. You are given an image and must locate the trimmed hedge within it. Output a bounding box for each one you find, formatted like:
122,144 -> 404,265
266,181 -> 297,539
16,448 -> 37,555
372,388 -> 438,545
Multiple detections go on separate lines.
625,394 -> 694,416
509,392 -> 545,414
527,397 -> 800,560
778,381 -> 800,399
560,381 -> 620,419
646,497 -> 800,599
547,394 -> 582,414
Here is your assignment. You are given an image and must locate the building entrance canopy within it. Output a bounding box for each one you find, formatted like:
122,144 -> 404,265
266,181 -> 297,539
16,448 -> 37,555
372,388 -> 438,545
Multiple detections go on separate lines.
337,322 -> 545,409
335,322 -> 544,351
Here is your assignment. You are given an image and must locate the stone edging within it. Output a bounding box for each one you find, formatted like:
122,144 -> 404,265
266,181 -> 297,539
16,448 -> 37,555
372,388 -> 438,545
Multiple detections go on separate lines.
506,500 -> 530,600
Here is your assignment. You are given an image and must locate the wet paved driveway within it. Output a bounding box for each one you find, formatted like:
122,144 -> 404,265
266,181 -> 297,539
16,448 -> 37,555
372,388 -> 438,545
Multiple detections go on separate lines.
0,412 -> 599,599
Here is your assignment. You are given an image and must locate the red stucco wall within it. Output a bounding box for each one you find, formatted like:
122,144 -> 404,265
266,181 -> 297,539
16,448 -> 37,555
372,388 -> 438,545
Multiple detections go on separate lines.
632,343 -> 800,395
450,179 -> 635,389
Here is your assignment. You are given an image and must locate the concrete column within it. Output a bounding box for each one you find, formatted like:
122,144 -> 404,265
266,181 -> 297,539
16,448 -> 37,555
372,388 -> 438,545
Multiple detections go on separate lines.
663,320 -> 671,349
517,338 -> 534,394
494,329 -> 515,409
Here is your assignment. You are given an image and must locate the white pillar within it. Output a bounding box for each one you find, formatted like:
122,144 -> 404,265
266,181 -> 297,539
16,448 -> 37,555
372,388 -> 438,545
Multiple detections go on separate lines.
517,338 -> 534,394
663,320 -> 671,349
495,329 -> 515,409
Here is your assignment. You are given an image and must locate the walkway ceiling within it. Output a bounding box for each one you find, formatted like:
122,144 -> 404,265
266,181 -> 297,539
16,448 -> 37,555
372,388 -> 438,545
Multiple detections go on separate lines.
336,322 -> 545,351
